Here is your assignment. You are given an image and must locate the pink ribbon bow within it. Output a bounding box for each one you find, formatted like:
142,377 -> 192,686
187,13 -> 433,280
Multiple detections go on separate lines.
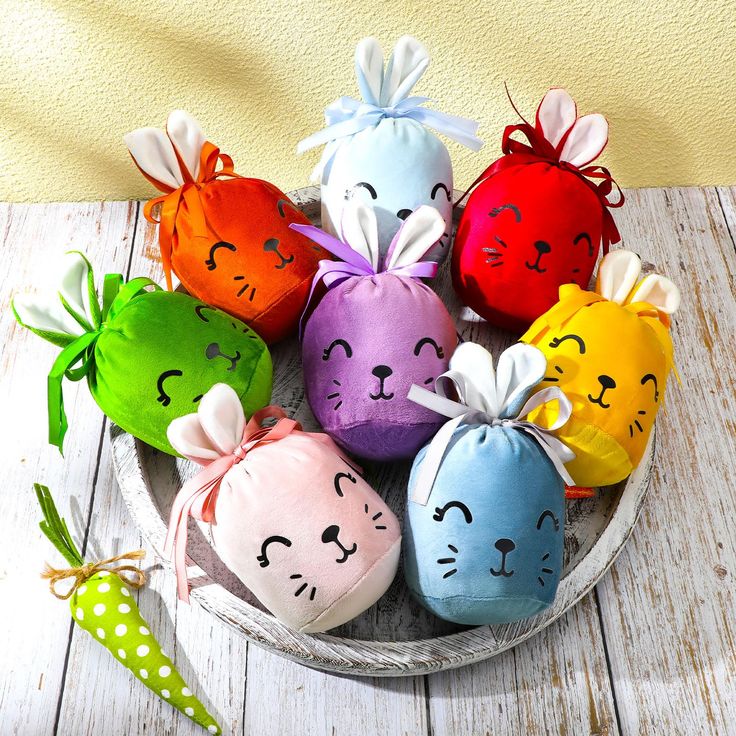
164,405 -> 299,602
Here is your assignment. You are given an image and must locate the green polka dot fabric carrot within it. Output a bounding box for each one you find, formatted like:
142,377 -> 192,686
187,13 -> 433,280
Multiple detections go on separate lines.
35,484 -> 221,734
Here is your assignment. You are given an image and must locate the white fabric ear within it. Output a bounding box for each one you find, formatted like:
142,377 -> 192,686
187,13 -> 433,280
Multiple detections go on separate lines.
597,250 -> 642,303
628,274 -> 681,314
340,200 -> 380,270
354,37 -> 384,106
13,251 -> 97,337
380,35 -> 429,107
385,206 -> 445,270
123,126 -> 184,190
494,343 -> 547,417
166,110 -> 205,180
168,383 -> 245,463
536,88 -> 577,148
559,113 -> 608,167
444,342 -> 498,414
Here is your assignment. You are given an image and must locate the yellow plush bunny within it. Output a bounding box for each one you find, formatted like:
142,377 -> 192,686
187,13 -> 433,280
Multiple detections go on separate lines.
521,249 -> 680,487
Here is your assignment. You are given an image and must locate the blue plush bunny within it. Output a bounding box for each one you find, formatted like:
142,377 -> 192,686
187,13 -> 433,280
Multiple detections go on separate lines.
298,35 -> 483,263
403,342 -> 575,625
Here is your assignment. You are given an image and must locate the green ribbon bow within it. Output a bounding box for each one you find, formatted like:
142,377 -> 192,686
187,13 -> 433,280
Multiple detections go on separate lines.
47,273 -> 161,453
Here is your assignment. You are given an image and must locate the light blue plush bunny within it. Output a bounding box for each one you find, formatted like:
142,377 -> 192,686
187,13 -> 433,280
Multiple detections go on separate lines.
403,342 -> 575,625
298,35 -> 483,264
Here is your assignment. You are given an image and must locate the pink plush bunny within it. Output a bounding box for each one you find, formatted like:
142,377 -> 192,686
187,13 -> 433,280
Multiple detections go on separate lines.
165,384 -> 401,633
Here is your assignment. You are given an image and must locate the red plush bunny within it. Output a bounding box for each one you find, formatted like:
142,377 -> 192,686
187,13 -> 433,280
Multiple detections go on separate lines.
452,88 -> 624,332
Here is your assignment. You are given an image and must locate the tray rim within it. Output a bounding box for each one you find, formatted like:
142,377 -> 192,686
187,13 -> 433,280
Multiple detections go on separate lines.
110,186 -> 654,676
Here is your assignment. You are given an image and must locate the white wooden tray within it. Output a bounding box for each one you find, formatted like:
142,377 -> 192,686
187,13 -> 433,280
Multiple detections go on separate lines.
111,187 -> 654,677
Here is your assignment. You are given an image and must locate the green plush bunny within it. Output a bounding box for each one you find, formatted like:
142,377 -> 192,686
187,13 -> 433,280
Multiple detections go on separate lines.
13,252 -> 272,454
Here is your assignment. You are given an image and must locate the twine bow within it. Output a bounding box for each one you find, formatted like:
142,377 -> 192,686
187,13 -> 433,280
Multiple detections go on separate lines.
42,549 -> 146,600
45,274 -> 161,452
298,96 -> 483,180
164,406 -> 301,603
407,343 -> 575,505
140,141 -> 243,290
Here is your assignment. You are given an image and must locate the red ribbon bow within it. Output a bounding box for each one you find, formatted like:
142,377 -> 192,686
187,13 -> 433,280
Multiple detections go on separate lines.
164,405 -> 299,602
457,121 -> 625,254
137,141 -> 243,290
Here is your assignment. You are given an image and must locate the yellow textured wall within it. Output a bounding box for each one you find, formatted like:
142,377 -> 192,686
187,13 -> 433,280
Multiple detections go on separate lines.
1,0 -> 734,202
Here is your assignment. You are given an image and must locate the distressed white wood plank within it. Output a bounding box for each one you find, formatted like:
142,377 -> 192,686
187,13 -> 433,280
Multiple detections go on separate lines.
0,202 -> 137,735
428,593 -> 619,736
595,187 -> 736,735
244,642 -> 428,736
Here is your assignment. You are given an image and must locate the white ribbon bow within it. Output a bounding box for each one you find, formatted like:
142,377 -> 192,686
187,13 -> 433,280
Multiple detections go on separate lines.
407,342 -> 575,505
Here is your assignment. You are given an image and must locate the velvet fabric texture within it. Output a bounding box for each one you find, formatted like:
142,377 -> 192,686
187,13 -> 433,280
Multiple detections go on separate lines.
12,253 -> 272,456
404,424 -> 565,625
294,202 -> 458,462
521,250 -> 680,487
125,111 -> 327,344
166,385 -> 401,633
452,88 -> 623,332
299,36 -> 482,263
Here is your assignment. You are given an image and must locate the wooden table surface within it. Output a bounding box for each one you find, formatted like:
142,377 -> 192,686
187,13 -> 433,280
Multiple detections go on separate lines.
1,188 -> 735,736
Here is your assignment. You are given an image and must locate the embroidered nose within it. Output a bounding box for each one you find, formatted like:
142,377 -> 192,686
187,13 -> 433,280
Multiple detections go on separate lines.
396,209 -> 412,220
533,240 -> 552,255
321,524 -> 340,545
205,342 -> 221,360
598,374 -> 617,391
372,364 -> 393,380
495,538 -> 516,555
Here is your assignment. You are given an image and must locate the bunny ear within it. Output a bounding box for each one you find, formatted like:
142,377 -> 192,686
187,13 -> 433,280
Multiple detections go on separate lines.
384,206 -> 445,270
168,384 -> 245,463
559,113 -> 608,167
495,343 -> 547,418
597,250 -> 642,303
124,126 -> 184,191
445,342 -> 498,414
166,110 -> 205,180
355,37 -> 384,106
340,199 -> 380,270
628,274 -> 681,315
12,251 -> 100,346
535,88 -> 577,148
380,35 -> 429,107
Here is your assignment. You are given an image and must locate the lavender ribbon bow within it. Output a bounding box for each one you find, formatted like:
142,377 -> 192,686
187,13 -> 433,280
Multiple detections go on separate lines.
289,223 -> 438,336
297,96 -> 483,178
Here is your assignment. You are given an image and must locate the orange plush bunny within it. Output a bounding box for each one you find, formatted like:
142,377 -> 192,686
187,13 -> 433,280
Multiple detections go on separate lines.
125,111 -> 328,343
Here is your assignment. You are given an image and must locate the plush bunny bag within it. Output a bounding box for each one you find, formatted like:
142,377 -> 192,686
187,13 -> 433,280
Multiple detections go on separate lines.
521,249 -> 680,487
403,343 -> 574,625
12,252 -> 272,455
166,384 -> 401,633
291,201 -> 457,461
299,35 -> 482,263
126,111 -> 328,343
453,88 -> 624,331
404,343 -> 573,625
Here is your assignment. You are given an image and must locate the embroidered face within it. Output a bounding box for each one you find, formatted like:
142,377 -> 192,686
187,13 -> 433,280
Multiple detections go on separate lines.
453,163 -> 605,331
302,273 -> 457,460
321,120 -> 453,264
404,426 -> 565,626
96,290 -> 272,451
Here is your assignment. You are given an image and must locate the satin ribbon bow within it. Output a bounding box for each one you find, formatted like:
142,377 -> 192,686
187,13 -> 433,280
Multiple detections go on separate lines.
141,141 -> 242,290
46,273 -> 160,452
164,406 -> 300,603
407,344 -> 575,505
298,96 -> 484,179
289,222 -> 438,337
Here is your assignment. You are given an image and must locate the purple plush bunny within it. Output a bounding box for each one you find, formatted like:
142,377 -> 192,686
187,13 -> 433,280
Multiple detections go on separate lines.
291,201 -> 457,461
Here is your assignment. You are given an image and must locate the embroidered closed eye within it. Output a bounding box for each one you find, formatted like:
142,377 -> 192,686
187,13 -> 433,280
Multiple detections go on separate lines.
433,501 -> 473,524
548,333 -> 587,354
573,232 -> 593,258
333,471 -> 357,497
156,369 -> 183,407
414,336 -> 444,359
276,198 -> 299,218
322,338 -> 353,361
431,183 -> 452,202
353,181 -> 377,199
536,510 -> 560,532
204,241 -> 236,271
641,373 -> 660,402
488,203 -> 522,222
257,535 -> 292,567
